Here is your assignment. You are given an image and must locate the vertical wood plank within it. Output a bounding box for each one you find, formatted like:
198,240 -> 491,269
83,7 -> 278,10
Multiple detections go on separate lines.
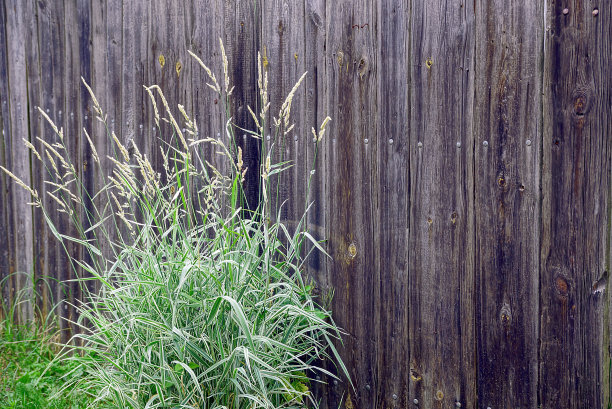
322,0 -> 378,407
0,0 -> 14,321
35,0 -> 64,329
5,0 -> 34,324
23,0 -> 46,321
62,0 -> 86,339
375,0 -> 411,408
188,0 -> 227,201
473,2 -> 543,408
260,0 -> 309,227
408,1 -> 476,407
223,0 -> 261,210
540,1 -> 612,407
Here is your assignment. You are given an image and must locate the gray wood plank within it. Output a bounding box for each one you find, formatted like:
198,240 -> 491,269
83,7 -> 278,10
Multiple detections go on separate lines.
408,0 -> 476,407
23,0 -> 46,320
35,0 -> 64,328
374,0 -> 411,407
63,0 -> 85,339
473,2 -> 543,408
224,0 -> 260,210
540,1 -> 612,407
5,0 -> 34,324
0,0 -> 15,321
322,0 -> 379,407
188,0 -> 228,209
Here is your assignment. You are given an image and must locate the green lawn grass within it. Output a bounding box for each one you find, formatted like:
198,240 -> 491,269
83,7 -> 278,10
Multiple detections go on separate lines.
0,323 -> 91,409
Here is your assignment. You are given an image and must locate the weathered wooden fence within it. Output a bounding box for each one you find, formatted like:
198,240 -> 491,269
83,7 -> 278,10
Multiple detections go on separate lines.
1,1 -> 611,408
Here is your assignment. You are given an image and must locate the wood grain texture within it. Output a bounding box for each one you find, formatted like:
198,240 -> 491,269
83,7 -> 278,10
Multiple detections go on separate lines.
322,1 -> 379,407
408,1 -> 476,407
4,0 -> 34,324
374,0 -> 410,407
473,2 -> 542,408
225,0 -> 260,211
540,1 -> 612,407
0,2 -> 610,408
0,0 -> 14,320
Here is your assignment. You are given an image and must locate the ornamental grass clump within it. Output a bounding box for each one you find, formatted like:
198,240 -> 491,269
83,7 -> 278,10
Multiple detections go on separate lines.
2,40 -> 348,408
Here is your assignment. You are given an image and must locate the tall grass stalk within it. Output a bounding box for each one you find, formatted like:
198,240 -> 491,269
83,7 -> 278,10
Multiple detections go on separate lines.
2,41 -> 347,408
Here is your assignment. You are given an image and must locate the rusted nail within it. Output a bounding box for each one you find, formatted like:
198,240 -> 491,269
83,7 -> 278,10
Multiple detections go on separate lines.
593,8 -> 599,16
562,8 -> 569,15
526,139 -> 532,146
436,390 -> 444,400
417,141 -> 423,148
483,140 -> 489,147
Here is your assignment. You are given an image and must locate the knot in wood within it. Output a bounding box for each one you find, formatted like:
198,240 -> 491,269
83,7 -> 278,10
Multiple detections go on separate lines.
310,11 -> 323,28
348,242 -> 357,258
358,57 -> 368,79
571,85 -> 592,117
555,275 -> 569,298
500,302 -> 512,327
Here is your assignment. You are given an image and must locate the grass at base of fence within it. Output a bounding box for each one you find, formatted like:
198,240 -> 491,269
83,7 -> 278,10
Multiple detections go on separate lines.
0,320 -> 93,409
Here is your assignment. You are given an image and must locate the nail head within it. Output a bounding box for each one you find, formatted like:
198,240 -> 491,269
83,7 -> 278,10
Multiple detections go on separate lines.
526,139 -> 532,146
456,402 -> 461,408
393,394 -> 398,400
563,8 -> 569,15
365,384 -> 371,390
413,398 -> 419,405
389,138 -> 393,144
364,138 -> 369,144
593,9 -> 599,16
483,140 -> 489,147
333,380 -> 338,385
456,141 -> 461,148
417,141 -> 423,148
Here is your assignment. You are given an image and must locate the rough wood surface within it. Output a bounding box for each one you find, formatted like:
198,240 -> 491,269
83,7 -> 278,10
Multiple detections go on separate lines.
408,0 -> 476,407
4,0 -> 34,323
540,1 -> 612,407
473,2 -> 542,408
0,2 -> 610,408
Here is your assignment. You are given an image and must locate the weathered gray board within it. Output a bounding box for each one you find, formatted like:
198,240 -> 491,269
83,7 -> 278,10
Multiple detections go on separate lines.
1,1 -> 610,408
